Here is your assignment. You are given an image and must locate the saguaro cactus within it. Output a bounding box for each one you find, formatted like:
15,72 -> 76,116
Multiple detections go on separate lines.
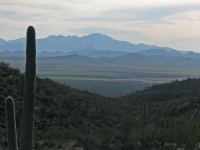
142,92 -> 147,134
5,96 -> 18,150
19,26 -> 36,150
5,26 -> 36,150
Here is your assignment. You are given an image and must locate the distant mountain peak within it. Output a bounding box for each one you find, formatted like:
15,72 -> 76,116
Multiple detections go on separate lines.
85,33 -> 112,39
66,35 -> 78,38
46,35 -> 66,39
89,33 -> 106,36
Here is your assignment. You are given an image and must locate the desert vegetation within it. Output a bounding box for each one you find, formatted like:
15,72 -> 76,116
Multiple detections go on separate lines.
1,57 -> 200,149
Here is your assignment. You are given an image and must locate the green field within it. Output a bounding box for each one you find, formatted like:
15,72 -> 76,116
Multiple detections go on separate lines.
37,69 -> 193,80
37,70 -> 118,80
36,69 -> 193,97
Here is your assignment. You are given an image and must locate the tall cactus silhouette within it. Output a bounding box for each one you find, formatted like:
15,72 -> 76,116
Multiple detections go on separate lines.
142,92 -> 147,134
5,96 -> 18,150
19,26 -> 36,150
5,26 -> 36,150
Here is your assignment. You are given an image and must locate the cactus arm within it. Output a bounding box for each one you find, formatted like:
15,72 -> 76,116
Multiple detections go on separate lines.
5,96 -> 19,150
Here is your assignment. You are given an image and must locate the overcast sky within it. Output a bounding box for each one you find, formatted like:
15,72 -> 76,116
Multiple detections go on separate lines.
1,0 -> 200,52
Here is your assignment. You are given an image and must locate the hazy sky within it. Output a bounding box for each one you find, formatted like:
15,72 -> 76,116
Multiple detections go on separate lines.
1,0 -> 200,52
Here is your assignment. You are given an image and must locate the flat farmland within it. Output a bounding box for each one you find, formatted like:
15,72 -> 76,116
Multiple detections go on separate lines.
37,69 -> 191,97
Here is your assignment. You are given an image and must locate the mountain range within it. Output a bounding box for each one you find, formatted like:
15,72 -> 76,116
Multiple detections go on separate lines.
0,33 -> 160,52
1,33 -> 200,72
1,33 -> 199,59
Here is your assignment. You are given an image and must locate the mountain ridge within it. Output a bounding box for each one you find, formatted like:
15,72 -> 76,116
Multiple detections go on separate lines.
0,33 -> 182,53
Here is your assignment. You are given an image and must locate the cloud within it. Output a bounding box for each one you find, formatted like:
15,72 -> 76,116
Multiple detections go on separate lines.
70,4 -> 200,23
